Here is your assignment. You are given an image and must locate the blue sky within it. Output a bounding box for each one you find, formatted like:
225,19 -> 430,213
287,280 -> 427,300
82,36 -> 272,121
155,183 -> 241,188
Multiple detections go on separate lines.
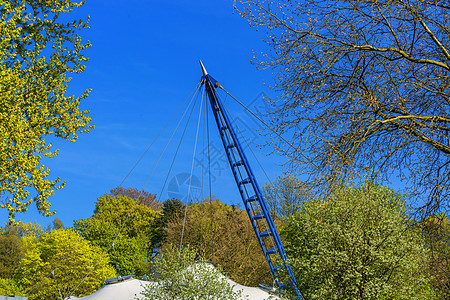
1,1 -> 290,227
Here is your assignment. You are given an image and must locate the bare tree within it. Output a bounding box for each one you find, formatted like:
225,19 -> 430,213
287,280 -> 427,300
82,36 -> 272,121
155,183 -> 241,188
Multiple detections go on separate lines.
110,187 -> 160,210
262,176 -> 311,220
237,0 -> 450,215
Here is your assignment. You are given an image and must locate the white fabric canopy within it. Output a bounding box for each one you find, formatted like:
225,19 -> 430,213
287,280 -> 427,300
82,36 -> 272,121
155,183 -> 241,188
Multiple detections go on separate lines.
71,264 -> 280,300
69,277 -> 150,300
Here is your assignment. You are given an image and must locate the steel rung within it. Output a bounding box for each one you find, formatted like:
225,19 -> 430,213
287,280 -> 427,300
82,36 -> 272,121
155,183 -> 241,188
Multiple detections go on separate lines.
266,247 -> 278,255
232,160 -> 244,168
252,212 -> 265,220
238,178 -> 251,185
273,264 -> 283,271
246,195 -> 258,202
260,230 -> 272,238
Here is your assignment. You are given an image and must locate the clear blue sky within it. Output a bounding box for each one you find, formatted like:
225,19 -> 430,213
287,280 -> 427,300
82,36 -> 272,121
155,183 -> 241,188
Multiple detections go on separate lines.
1,1 -> 289,227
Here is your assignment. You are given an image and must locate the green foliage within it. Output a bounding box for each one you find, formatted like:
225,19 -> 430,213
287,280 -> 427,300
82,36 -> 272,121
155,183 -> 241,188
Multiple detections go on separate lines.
282,183 -> 437,299
0,0 -> 93,222
141,244 -> 245,300
151,198 -> 185,249
16,228 -> 115,300
0,221 -> 43,238
0,278 -> 25,296
421,214 -> 450,297
0,221 -> 43,281
0,229 -> 24,279
164,199 -> 272,287
74,193 -> 159,277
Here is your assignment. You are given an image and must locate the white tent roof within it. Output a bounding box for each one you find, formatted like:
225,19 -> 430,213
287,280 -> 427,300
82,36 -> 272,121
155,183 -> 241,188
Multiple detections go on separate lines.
70,277 -> 150,300
71,264 -> 280,300
227,280 -> 280,299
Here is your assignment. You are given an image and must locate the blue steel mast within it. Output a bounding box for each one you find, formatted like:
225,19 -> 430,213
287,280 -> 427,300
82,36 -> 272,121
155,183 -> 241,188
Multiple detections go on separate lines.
199,61 -> 303,299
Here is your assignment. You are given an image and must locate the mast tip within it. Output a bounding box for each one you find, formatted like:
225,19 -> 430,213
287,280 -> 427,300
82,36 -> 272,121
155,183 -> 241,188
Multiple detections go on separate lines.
199,60 -> 208,76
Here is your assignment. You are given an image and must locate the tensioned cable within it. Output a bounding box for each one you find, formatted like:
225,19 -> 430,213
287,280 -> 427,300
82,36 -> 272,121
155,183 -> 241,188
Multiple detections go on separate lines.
217,89 -> 270,205
71,93 -> 201,297
215,88 -> 278,264
220,86 -> 318,169
219,90 -> 296,286
131,85 -> 202,272
26,81 -> 201,296
206,81 -> 264,262
217,88 -> 274,201
220,98 -> 278,261
214,89 -> 277,251
219,92 -> 278,262
131,85 -> 203,271
205,86 -> 214,261
199,91 -> 207,260
117,81 -> 201,189
213,89 -> 255,212
70,89 -> 201,297
155,88 -> 203,203
220,94 -> 273,185
179,86 -> 204,258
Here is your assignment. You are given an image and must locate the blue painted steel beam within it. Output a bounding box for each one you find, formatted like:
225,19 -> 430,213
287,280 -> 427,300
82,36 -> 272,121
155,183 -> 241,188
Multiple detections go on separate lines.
200,63 -> 303,299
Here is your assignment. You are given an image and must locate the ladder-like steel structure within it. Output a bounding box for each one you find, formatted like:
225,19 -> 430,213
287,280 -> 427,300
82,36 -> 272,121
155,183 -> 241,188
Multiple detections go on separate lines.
200,61 -> 303,299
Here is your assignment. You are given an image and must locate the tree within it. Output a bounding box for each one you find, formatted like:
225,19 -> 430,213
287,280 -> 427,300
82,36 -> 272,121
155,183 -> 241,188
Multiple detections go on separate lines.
0,222 -> 44,296
421,214 -> 450,297
110,187 -> 160,210
0,0 -> 92,222
262,175 -> 311,220
164,199 -> 273,287
16,228 -> 116,300
52,218 -> 64,230
0,229 -> 24,279
0,221 -> 43,280
282,183 -> 437,299
74,193 -> 159,277
150,198 -> 185,249
237,0 -> 450,215
0,278 -> 25,297
0,221 -> 43,238
141,244 -> 245,300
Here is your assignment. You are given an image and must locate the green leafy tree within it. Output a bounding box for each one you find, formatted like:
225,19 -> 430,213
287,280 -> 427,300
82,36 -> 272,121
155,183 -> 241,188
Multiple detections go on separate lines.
16,228 -> 115,300
0,278 -> 25,297
237,0 -> 450,215
0,222 -> 42,296
282,183 -> 437,299
0,228 -> 24,279
141,244 -> 245,300
421,214 -> 450,297
164,199 -> 272,287
262,176 -> 311,220
0,0 -> 92,222
151,198 -> 185,249
74,193 -> 159,277
0,221 -> 43,281
0,221 -> 43,238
